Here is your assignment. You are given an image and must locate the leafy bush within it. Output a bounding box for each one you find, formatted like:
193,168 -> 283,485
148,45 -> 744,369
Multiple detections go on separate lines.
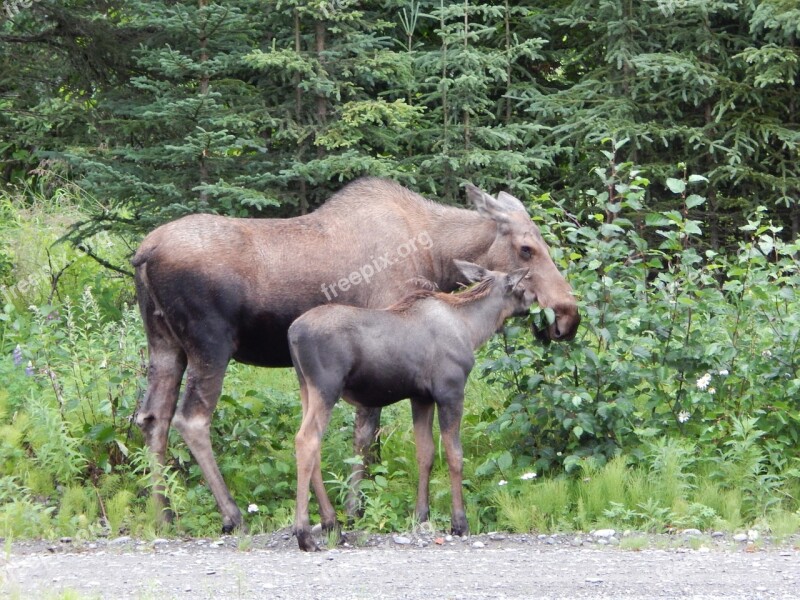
479,157 -> 800,494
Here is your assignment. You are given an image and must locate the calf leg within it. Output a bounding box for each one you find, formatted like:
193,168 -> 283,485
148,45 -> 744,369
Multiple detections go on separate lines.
437,395 -> 468,536
411,399 -> 435,523
294,385 -> 335,552
135,323 -> 186,526
344,404 -> 382,521
299,379 -> 337,534
172,359 -> 243,533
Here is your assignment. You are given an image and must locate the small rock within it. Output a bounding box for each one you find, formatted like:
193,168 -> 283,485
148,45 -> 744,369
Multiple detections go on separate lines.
571,537 -> 583,547
206,570 -> 216,575
682,529 -> 702,537
585,577 -> 603,584
152,538 -> 169,546
60,537 -> 73,544
489,533 -> 506,541
110,536 -> 132,546
733,533 -> 748,542
545,537 -> 555,545
445,535 -> 453,542
608,537 -> 620,546
416,521 -> 434,534
593,529 -> 616,539
393,535 -> 412,545
311,524 -> 322,535
537,534 -> 548,540
598,538 -> 609,546
471,541 -> 485,549
711,531 -> 725,538
747,529 -> 760,541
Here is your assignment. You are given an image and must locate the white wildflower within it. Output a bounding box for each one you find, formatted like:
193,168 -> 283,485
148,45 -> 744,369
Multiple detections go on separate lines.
708,387 -> 716,395
696,373 -> 712,390
247,503 -> 259,514
762,349 -> 772,358
718,369 -> 729,376
498,480 -> 508,486
520,472 -> 537,481
678,410 -> 691,424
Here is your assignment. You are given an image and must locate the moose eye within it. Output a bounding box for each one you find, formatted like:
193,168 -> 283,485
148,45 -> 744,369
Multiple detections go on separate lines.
520,245 -> 532,259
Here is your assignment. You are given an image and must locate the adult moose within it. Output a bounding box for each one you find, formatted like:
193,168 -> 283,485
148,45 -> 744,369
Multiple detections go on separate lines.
132,177 -> 579,533
289,261 -> 535,551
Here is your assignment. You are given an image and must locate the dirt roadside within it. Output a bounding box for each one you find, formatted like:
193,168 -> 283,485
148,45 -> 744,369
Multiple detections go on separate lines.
2,529 -> 798,599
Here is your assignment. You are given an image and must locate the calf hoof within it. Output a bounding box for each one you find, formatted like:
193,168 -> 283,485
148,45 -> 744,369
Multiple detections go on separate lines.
451,515 -> 469,537
296,529 -> 321,552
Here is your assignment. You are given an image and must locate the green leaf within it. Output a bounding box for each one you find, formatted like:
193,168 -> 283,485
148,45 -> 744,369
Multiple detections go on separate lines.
645,213 -> 672,227
685,194 -> 705,209
666,178 -> 686,194
688,174 -> 709,184
497,451 -> 513,471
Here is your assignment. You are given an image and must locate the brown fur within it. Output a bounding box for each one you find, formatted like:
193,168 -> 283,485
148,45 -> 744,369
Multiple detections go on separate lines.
387,277 -> 495,314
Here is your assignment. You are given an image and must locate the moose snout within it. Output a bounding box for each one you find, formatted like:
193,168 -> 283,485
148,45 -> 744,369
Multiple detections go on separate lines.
549,302 -> 581,341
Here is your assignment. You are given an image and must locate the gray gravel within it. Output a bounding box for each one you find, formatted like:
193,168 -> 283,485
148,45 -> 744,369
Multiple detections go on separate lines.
2,529 -> 798,599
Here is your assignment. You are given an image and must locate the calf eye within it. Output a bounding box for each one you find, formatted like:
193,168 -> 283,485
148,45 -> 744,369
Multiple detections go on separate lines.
521,246 -> 532,259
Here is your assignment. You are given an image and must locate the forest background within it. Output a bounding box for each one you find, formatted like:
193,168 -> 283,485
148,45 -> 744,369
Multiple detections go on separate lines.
1,0 -> 799,540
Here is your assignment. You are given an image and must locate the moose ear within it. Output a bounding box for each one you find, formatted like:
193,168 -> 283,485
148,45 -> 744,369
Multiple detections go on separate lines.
496,191 -> 528,214
506,268 -> 529,292
454,259 -> 489,284
465,184 -> 510,223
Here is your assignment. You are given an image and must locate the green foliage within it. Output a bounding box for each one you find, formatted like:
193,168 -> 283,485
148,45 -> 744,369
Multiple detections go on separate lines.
480,157 -> 800,488
1,160 -> 798,539
5,0 -> 797,253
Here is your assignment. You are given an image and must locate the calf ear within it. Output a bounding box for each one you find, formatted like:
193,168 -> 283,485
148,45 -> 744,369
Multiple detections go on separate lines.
507,268 -> 529,292
454,259 -> 489,284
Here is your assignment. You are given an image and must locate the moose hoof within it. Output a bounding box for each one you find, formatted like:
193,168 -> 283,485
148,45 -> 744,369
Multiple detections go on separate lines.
296,530 -> 320,552
221,516 -> 246,535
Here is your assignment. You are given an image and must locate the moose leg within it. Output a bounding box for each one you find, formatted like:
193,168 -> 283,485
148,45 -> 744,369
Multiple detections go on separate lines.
344,404 -> 382,521
411,399 -> 435,523
437,395 -> 468,536
294,385 -> 335,552
172,359 -> 243,533
299,380 -> 338,534
135,327 -> 186,526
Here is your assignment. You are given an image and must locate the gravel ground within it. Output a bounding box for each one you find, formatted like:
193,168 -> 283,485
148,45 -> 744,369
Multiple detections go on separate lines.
2,528 -> 798,599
